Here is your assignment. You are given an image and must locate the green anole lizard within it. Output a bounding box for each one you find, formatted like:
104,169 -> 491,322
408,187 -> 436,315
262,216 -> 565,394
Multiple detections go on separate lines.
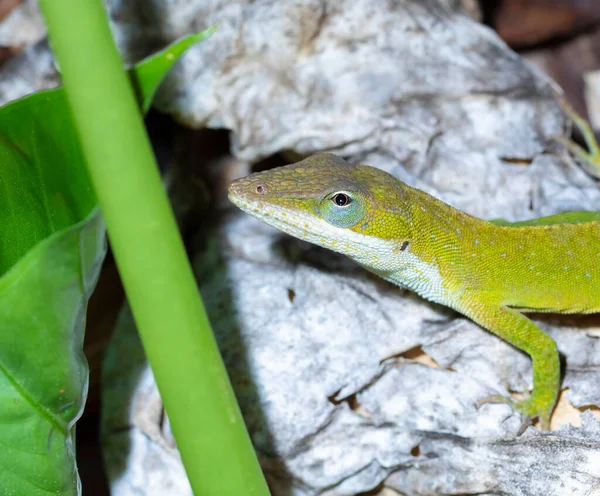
228,103 -> 600,430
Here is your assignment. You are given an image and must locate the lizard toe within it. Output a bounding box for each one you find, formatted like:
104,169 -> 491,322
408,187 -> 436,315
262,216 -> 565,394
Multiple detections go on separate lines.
475,394 -> 552,432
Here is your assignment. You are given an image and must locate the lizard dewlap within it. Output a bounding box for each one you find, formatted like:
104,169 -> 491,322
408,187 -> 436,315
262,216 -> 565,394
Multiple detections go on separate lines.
228,152 -> 600,430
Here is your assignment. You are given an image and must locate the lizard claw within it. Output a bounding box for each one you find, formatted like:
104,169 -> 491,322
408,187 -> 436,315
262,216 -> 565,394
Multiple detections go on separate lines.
516,416 -> 533,436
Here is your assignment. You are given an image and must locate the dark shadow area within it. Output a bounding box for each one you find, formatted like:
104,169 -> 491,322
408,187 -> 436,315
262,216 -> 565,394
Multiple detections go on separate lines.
79,253 -> 124,496
251,153 -> 289,173
146,109 -> 179,174
356,481 -> 387,495
276,234 -> 363,276
480,0 -> 502,29
77,413 -> 110,495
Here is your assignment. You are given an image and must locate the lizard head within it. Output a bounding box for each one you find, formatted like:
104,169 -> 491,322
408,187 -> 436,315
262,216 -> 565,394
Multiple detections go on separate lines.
228,153 -> 413,269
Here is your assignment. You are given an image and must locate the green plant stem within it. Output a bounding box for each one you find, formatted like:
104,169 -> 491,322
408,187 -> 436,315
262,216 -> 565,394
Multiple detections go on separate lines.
38,1 -> 270,494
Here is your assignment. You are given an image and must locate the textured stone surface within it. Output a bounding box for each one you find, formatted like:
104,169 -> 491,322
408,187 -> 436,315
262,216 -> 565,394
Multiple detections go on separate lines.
0,0 -> 45,48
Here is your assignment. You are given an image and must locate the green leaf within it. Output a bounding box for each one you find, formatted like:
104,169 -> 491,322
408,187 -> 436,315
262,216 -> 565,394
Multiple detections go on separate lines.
0,90 -> 95,275
0,30 -> 212,494
131,28 -> 216,114
0,210 -> 104,494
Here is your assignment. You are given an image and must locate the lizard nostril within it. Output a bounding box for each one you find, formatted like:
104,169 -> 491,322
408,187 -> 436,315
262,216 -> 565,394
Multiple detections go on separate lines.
256,185 -> 265,194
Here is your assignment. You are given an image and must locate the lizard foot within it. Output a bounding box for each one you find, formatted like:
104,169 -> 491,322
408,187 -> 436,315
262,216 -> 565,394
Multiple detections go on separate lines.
555,98 -> 600,179
475,394 -> 551,433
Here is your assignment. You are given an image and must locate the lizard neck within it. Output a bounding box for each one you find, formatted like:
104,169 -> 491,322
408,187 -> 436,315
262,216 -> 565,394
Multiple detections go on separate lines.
366,185 -> 491,306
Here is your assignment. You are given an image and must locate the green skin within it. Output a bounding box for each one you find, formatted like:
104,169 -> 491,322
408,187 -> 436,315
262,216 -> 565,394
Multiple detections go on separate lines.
228,151 -> 600,430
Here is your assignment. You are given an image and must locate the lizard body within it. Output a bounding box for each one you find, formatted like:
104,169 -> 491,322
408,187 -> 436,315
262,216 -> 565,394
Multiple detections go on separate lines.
228,149 -> 600,430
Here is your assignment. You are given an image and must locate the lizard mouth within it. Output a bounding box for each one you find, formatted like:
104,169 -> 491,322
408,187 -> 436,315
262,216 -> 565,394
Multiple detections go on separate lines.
228,188 -> 305,235
227,187 -> 247,209
228,179 -> 246,201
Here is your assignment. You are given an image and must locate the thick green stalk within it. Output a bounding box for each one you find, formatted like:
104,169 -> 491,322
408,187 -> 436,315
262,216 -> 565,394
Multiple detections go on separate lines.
38,1 -> 270,494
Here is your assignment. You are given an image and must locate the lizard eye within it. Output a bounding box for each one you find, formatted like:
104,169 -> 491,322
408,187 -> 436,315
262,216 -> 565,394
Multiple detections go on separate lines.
332,193 -> 351,207
319,191 -> 365,228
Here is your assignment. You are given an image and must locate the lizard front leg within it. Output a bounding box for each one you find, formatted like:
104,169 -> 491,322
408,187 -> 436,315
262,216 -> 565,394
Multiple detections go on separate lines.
457,296 -> 560,430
